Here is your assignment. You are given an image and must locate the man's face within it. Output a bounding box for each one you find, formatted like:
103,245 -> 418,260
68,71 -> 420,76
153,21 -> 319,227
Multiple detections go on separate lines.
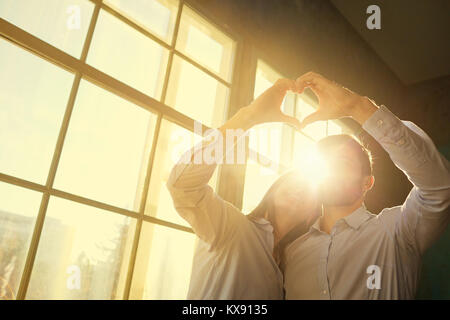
319,144 -> 366,206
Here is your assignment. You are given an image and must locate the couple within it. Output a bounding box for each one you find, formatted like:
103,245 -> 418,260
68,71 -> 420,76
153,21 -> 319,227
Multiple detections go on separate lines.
167,72 -> 450,299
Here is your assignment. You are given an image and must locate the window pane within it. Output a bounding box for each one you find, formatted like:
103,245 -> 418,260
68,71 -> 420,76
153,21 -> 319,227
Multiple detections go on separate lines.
328,120 -> 342,135
296,95 -> 326,141
254,64 -> 274,98
0,0 -> 94,58
242,159 -> 279,214
249,123 -> 284,165
27,196 -> 135,299
54,80 -> 157,210
176,5 -> 235,81
249,62 -> 294,165
0,182 -> 42,300
104,0 -> 179,44
292,132 -> 315,168
0,39 -> 74,184
130,222 -> 196,299
165,55 -> 229,127
254,60 -> 294,115
145,119 -> 218,226
87,10 -> 169,99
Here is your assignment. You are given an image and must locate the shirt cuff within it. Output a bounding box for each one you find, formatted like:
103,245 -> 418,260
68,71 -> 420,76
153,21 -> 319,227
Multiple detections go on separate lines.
362,105 -> 405,145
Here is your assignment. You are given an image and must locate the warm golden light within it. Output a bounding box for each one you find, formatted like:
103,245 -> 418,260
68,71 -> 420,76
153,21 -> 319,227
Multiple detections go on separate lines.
293,146 -> 329,188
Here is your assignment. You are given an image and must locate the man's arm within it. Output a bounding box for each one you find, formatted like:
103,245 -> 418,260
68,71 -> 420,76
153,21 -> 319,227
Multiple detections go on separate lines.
362,104 -> 450,254
295,71 -> 450,255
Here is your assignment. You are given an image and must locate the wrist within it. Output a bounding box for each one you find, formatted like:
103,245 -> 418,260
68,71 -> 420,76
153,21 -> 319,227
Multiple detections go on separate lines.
349,95 -> 379,125
233,105 -> 258,130
220,105 -> 256,133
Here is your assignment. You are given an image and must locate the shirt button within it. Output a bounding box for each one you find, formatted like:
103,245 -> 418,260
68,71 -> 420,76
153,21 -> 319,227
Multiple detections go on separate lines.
396,138 -> 405,146
322,290 -> 327,294
376,119 -> 383,127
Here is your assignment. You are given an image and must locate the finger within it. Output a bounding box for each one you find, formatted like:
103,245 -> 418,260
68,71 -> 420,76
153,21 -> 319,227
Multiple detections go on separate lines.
274,78 -> 296,93
288,79 -> 297,92
295,72 -> 328,93
279,114 -> 302,131
302,82 -> 324,101
300,111 -> 326,129
295,72 -> 320,92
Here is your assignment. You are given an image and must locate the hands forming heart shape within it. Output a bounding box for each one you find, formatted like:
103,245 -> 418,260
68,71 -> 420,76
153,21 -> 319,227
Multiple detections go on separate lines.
247,71 -> 376,131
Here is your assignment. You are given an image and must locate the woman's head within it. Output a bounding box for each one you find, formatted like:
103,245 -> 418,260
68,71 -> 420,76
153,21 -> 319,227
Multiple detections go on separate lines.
248,169 -> 320,225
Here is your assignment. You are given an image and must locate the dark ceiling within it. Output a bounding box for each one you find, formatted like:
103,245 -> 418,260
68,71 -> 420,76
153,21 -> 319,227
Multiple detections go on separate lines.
330,0 -> 450,85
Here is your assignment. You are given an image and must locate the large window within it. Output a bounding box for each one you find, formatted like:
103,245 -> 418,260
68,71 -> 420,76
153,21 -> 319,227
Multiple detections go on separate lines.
0,0 -> 236,300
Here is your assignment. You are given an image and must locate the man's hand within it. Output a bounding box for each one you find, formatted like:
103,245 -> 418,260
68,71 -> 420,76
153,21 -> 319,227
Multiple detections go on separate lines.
295,72 -> 379,127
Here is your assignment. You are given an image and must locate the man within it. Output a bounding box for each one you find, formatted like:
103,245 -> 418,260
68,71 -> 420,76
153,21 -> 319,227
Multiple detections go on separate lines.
283,72 -> 450,299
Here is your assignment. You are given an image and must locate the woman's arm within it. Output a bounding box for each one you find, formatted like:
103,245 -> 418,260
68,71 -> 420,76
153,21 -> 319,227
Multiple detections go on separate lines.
166,78 -> 300,250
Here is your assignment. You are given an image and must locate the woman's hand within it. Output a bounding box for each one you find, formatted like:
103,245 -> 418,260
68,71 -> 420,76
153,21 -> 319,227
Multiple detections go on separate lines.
295,72 -> 379,127
220,78 -> 301,133
245,78 -> 302,130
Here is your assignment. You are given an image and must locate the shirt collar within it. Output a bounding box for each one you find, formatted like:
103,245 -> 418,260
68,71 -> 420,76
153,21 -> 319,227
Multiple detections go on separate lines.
310,205 -> 371,232
342,205 -> 371,230
251,217 -> 274,231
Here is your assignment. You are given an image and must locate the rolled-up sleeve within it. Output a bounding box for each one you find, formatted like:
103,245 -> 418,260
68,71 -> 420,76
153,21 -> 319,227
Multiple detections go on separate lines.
362,105 -> 450,255
166,129 -> 246,251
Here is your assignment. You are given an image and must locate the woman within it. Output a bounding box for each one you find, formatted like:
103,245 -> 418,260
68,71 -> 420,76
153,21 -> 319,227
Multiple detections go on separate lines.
167,79 -> 319,299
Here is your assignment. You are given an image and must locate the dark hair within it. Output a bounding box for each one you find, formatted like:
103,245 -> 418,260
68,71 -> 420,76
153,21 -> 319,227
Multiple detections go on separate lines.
316,134 -> 373,176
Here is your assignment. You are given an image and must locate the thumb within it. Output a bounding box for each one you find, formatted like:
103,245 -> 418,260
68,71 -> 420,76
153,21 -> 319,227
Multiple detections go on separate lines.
300,111 -> 325,129
279,114 -> 302,131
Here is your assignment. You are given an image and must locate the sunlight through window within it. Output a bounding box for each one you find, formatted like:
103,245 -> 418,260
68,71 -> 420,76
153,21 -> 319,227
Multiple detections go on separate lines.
129,223 -> 196,299
242,159 -> 280,214
104,0 -> 179,44
296,94 -> 327,140
27,197 -> 135,299
87,9 -> 169,99
249,60 -> 295,166
54,80 -> 157,210
0,182 -> 42,300
176,5 -> 235,81
0,0 -> 94,58
0,39 -> 74,184
165,55 -> 229,127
